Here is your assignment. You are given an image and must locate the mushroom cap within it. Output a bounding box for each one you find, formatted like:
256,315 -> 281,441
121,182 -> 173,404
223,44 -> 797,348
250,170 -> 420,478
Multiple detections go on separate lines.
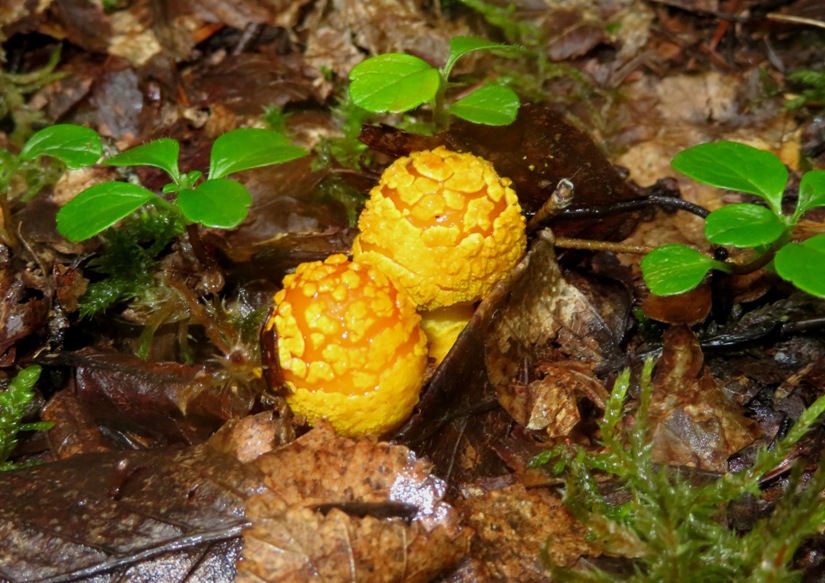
264,254 -> 428,437
352,146 -> 526,310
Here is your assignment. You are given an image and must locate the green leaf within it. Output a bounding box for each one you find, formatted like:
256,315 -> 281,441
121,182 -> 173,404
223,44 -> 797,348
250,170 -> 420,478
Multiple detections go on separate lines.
704,204 -> 786,247
795,170 -> 825,219
209,128 -> 308,180
641,244 -> 720,296
178,178 -> 251,229
102,138 -> 180,181
671,141 -> 788,215
349,54 -> 441,114
774,234 -> 825,298
443,36 -> 522,77
56,182 -> 156,241
18,124 -> 102,169
448,85 -> 520,126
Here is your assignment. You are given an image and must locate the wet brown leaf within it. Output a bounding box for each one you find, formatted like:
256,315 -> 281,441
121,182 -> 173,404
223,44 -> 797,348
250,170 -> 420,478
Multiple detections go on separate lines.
0,259 -> 50,364
649,326 -> 759,472
451,483 -> 599,581
42,389 -> 113,458
238,423 -> 470,582
44,349 -> 256,448
0,439 -> 264,583
186,53 -> 321,121
641,283 -> 712,325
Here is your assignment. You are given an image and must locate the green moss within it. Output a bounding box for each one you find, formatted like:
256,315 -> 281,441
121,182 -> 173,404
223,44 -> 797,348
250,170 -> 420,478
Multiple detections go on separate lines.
0,366 -> 52,470
786,69 -> 825,110
533,358 -> 825,582
79,209 -> 183,317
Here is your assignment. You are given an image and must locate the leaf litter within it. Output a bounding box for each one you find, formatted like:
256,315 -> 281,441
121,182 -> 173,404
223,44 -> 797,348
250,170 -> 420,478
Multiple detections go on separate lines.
2,0 -> 825,581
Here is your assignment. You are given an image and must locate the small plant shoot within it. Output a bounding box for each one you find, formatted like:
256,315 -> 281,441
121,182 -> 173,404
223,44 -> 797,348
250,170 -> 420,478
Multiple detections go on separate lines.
642,141 -> 825,298
46,126 -> 308,242
349,36 -> 523,127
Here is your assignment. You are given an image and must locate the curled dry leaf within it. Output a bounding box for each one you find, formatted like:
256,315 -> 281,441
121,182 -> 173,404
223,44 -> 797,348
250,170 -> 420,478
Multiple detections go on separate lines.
237,422 -> 470,582
485,231 -> 623,437
499,361 -> 611,438
649,326 -> 759,472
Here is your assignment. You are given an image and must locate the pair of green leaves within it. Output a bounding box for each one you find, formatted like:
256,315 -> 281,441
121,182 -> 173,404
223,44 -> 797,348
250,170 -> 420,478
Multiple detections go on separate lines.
19,124 -> 308,242
641,141 -> 825,298
349,36 -> 522,126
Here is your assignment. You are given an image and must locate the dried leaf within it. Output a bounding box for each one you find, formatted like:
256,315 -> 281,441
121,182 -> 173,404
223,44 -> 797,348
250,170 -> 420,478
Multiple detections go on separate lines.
396,231 -> 629,479
453,483 -> 599,581
486,232 -> 626,436
238,423 -> 470,582
501,362 -> 610,438
0,262 -> 50,362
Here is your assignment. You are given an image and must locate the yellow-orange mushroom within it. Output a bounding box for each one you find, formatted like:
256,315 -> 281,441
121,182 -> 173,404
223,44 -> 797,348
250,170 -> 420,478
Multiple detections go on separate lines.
352,146 -> 526,311
263,254 -> 428,437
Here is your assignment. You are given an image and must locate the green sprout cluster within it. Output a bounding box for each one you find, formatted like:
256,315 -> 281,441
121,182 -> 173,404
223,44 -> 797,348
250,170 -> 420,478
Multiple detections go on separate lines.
17,125 -> 309,242
641,141 -> 825,299
532,359 -> 825,582
349,36 -> 523,129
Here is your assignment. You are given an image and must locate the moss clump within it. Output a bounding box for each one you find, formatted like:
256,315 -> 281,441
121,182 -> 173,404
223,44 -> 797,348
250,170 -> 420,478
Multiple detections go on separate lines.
532,358 -> 825,582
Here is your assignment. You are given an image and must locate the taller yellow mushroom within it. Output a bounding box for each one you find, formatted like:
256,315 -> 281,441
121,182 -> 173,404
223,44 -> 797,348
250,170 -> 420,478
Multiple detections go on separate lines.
352,146 -> 526,311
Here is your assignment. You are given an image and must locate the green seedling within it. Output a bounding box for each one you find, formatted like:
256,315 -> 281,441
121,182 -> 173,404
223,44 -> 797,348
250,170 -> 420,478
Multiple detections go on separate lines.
641,141 -> 825,298
0,365 -> 52,470
19,124 -> 308,242
532,358 -> 825,582
349,36 -> 523,128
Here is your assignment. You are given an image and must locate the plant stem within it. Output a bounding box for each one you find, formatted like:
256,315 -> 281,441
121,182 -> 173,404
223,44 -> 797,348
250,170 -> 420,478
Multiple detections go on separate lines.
552,194 -> 710,222
553,236 -> 657,255
432,75 -> 450,131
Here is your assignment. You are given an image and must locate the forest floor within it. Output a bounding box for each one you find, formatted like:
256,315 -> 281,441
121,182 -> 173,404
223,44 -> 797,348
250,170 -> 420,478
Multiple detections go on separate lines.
2,1 -> 825,581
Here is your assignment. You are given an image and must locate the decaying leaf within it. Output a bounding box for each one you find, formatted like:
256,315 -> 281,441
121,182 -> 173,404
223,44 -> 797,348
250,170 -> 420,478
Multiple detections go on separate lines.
238,423 -> 470,582
649,326 -> 759,472
396,229 -> 630,480
452,483 -> 600,581
303,0 -> 470,81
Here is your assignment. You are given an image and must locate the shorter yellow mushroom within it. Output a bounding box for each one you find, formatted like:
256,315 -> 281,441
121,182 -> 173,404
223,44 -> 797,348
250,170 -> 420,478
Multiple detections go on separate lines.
352,146 -> 527,311
419,303 -> 476,365
263,254 -> 428,437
